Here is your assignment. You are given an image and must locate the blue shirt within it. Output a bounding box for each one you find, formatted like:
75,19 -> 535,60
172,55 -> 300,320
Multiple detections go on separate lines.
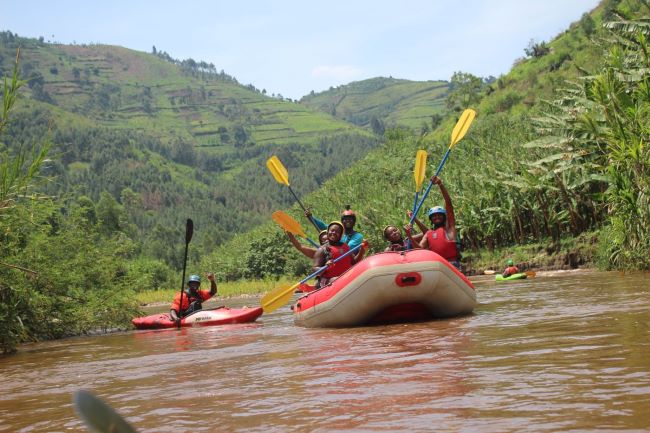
311,215 -> 363,249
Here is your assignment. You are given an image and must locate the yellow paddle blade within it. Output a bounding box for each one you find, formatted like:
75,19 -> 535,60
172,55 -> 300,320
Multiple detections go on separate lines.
266,155 -> 289,186
413,150 -> 427,191
261,283 -> 300,313
449,108 -> 477,148
272,210 -> 306,237
525,271 -> 537,278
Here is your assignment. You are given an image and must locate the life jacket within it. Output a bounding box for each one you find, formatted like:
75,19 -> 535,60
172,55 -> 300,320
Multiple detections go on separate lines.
321,242 -> 352,279
425,227 -> 459,262
503,266 -> 519,277
387,240 -> 407,252
171,289 -> 212,315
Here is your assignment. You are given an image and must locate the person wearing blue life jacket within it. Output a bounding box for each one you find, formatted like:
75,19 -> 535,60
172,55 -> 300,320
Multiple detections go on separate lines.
305,205 -> 364,251
415,176 -> 462,270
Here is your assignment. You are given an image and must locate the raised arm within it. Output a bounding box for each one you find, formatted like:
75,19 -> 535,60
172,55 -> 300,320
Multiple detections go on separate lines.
286,231 -> 317,258
432,176 -> 456,237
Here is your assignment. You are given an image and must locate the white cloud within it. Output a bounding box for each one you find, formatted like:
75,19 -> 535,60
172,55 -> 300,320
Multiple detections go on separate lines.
311,65 -> 363,81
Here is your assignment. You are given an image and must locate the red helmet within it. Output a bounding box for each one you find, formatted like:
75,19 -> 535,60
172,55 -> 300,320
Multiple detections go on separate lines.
341,205 -> 356,221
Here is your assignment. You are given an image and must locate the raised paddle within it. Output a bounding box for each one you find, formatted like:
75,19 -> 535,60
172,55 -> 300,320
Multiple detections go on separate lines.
261,243 -> 364,313
412,149 -> 427,213
266,155 -> 320,232
177,218 -> 193,328
410,108 -> 476,225
272,210 -> 319,247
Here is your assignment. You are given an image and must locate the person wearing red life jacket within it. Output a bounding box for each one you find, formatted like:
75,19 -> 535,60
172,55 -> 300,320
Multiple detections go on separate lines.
502,259 -> 519,278
417,176 -> 461,270
170,272 -> 217,321
312,221 -> 367,289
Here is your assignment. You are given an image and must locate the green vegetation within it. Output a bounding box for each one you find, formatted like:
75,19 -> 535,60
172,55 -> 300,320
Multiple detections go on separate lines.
211,0 -> 649,278
0,31 -> 381,266
300,77 -> 450,132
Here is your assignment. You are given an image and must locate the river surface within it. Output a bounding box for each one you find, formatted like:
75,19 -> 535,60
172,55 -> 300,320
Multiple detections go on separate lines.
1,270 -> 649,432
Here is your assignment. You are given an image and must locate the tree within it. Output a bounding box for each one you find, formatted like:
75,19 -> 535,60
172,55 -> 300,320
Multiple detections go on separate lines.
524,39 -> 550,58
446,71 -> 485,111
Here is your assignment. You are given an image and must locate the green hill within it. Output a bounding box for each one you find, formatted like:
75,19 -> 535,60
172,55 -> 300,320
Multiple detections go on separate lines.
206,0 -> 649,278
0,32 -> 380,264
300,76 -> 450,132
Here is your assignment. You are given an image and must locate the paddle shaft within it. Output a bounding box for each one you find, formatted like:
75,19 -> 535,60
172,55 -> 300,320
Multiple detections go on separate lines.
286,186 -> 321,232
262,243 -> 363,311
178,219 -> 193,328
409,148 -> 451,226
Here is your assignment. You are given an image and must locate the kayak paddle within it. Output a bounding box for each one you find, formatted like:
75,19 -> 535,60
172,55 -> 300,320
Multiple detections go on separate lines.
272,210 -> 319,247
410,108 -> 476,225
177,218 -> 193,328
266,155 -> 320,232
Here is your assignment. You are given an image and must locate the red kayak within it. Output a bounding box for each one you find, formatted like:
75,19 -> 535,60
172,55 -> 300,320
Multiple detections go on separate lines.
132,306 -> 263,330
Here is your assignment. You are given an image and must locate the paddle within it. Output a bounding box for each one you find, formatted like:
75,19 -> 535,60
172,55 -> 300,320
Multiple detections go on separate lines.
412,149 -> 427,213
261,243 -> 363,313
525,271 -> 537,278
272,210 -> 319,247
410,108 -> 477,225
74,390 -> 137,433
266,155 -> 320,232
177,218 -> 193,328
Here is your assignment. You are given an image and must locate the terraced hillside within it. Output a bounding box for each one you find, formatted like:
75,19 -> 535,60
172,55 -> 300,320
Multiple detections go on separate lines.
300,77 -> 450,131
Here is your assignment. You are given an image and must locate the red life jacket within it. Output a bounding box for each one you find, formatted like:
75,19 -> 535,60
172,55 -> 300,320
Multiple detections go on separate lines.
425,227 -> 459,262
171,290 -> 212,314
321,242 -> 352,278
387,240 -> 407,252
503,266 -> 519,277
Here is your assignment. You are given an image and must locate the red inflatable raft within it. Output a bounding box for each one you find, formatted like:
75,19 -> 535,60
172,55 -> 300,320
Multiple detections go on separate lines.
293,250 -> 476,327
132,306 -> 263,330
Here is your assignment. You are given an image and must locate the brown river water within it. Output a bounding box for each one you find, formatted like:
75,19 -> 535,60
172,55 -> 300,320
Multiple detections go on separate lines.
1,269 -> 649,432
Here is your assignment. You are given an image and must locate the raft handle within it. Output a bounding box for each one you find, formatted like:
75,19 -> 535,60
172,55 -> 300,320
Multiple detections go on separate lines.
395,272 -> 422,287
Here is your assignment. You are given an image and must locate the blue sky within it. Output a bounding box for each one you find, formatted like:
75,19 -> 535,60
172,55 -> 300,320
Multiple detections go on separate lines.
3,0 -> 601,99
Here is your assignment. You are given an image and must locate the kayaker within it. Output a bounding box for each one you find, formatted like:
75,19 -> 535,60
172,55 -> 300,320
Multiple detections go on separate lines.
304,205 -> 365,250
502,259 -> 519,278
313,221 -> 367,289
384,224 -> 422,252
286,230 -> 328,259
417,176 -> 461,270
170,272 -> 217,322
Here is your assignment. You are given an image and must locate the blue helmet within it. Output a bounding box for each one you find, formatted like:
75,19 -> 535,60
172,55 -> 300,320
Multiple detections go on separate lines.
188,274 -> 201,283
427,206 -> 446,217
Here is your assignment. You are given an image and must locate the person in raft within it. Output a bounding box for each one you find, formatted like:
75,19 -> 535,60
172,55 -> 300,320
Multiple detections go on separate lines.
502,259 -> 519,278
313,221 -> 368,289
383,224 -> 422,252
417,176 -> 461,270
170,272 -> 217,322
286,230 -> 328,259
305,205 -> 364,250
